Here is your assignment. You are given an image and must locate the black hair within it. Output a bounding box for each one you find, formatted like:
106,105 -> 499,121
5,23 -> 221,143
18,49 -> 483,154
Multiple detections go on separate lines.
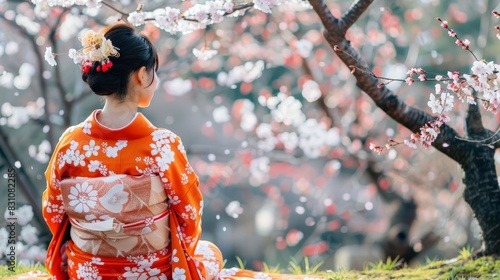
81,22 -> 159,100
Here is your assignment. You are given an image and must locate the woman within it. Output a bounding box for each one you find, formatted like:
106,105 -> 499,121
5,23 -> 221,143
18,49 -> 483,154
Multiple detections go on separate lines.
43,22 -> 222,280
43,22 -> 326,280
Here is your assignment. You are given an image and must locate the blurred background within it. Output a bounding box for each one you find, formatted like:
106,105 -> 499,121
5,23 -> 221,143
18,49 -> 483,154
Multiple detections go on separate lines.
1,0 -> 499,271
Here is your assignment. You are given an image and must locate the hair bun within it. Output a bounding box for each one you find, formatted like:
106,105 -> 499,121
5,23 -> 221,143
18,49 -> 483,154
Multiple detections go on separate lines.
81,22 -> 158,99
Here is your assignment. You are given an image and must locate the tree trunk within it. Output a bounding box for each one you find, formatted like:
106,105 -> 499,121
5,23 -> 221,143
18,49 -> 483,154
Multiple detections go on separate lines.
308,0 -> 500,255
462,145 -> 500,255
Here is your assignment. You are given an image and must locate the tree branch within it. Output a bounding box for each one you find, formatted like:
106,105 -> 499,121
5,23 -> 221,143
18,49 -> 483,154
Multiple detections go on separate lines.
301,56 -> 335,126
341,0 -> 374,31
102,0 -> 130,19
308,0 -> 470,165
365,160 -> 405,203
48,9 -> 72,128
0,12 -> 55,147
0,127 -> 49,236
307,0 -> 338,33
466,100 -> 485,135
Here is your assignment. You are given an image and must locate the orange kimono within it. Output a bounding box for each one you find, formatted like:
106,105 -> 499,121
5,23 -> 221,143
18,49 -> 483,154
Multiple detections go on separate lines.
43,110 -> 222,280
43,110 -> 324,280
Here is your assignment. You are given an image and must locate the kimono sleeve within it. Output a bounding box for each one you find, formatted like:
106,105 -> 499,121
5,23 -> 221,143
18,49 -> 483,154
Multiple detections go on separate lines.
42,129 -> 72,235
153,130 -> 203,254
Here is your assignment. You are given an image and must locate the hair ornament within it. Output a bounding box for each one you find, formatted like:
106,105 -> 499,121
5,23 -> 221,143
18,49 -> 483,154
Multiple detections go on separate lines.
68,30 -> 120,74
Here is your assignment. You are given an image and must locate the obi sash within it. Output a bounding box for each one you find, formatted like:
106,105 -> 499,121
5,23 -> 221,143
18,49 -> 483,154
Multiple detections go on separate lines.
60,174 -> 170,257
45,174 -> 205,280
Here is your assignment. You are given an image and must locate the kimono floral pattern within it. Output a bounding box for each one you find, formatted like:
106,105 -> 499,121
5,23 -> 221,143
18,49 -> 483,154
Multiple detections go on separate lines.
61,175 -> 171,258
43,110 -> 221,280
43,110 -> 325,280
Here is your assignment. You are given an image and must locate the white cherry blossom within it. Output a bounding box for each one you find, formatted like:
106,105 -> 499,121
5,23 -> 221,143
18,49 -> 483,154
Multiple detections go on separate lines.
193,47 -> 218,61
20,224 -> 38,246
253,0 -> 281,13
44,47 -> 57,66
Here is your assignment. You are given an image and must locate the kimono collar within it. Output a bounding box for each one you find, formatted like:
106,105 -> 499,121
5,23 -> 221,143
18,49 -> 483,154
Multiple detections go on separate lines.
84,109 -> 157,140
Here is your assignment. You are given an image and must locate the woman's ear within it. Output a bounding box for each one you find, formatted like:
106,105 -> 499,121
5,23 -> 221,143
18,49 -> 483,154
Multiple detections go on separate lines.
135,66 -> 148,86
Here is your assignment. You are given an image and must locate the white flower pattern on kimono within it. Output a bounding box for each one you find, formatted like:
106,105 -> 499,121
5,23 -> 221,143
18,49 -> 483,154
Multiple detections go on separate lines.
156,149 -> 175,172
77,261 -> 102,280
254,272 -> 272,280
82,121 -> 92,134
218,267 -> 239,277
51,214 -> 64,223
98,183 -> 129,213
172,249 -> 180,263
106,140 -> 128,158
45,113 -> 224,279
195,242 -> 214,258
83,140 -> 100,157
172,267 -> 186,280
122,253 -> 169,280
185,163 -> 194,174
68,182 -> 98,213
181,173 -> 189,185
45,201 -> 64,214
61,140 -> 86,167
169,195 -> 181,205
88,160 -> 102,172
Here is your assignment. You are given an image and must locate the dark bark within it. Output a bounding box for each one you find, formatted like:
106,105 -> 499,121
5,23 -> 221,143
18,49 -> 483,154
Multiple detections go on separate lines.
366,161 -> 438,262
308,0 -> 500,255
463,103 -> 500,254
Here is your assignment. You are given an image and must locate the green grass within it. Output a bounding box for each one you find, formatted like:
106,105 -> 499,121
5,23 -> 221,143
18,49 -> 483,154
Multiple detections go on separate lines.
319,255 -> 500,280
2,253 -> 500,279
0,262 -> 47,278
367,256 -> 403,271
234,252 -> 500,279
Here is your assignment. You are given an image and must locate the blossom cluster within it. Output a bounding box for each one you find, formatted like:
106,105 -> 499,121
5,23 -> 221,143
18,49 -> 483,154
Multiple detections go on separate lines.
127,1 -> 234,35
32,0 -> 292,36
31,0 -> 279,35
193,46 -> 219,61
253,94 -> 340,158
370,14 -> 500,154
217,60 -> 265,87
1,98 -> 45,129
31,0 -> 103,8
0,206 -> 46,265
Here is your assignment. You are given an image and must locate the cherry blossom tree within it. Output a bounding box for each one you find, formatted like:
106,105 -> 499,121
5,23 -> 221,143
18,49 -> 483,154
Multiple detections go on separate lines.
0,0 -> 497,269
307,0 -> 500,255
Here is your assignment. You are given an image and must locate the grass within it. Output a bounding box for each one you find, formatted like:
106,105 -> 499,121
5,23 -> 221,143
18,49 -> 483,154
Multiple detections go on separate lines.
2,251 -> 500,279
231,252 -> 500,279
367,256 -> 403,271
319,255 -> 500,280
0,262 -> 47,278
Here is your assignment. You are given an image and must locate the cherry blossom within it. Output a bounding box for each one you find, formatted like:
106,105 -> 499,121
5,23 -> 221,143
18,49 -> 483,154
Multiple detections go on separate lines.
271,95 -> 306,127
193,47 -> 218,61
253,0 -> 281,14
20,224 -> 39,246
153,7 -> 182,34
427,86 -> 454,114
164,78 -> 193,96
295,39 -> 313,58
44,47 -> 57,66
217,61 -> 265,87
301,80 -> 322,102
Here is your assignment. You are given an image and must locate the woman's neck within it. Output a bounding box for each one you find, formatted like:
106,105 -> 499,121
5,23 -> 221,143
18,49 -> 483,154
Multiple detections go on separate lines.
97,98 -> 138,129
